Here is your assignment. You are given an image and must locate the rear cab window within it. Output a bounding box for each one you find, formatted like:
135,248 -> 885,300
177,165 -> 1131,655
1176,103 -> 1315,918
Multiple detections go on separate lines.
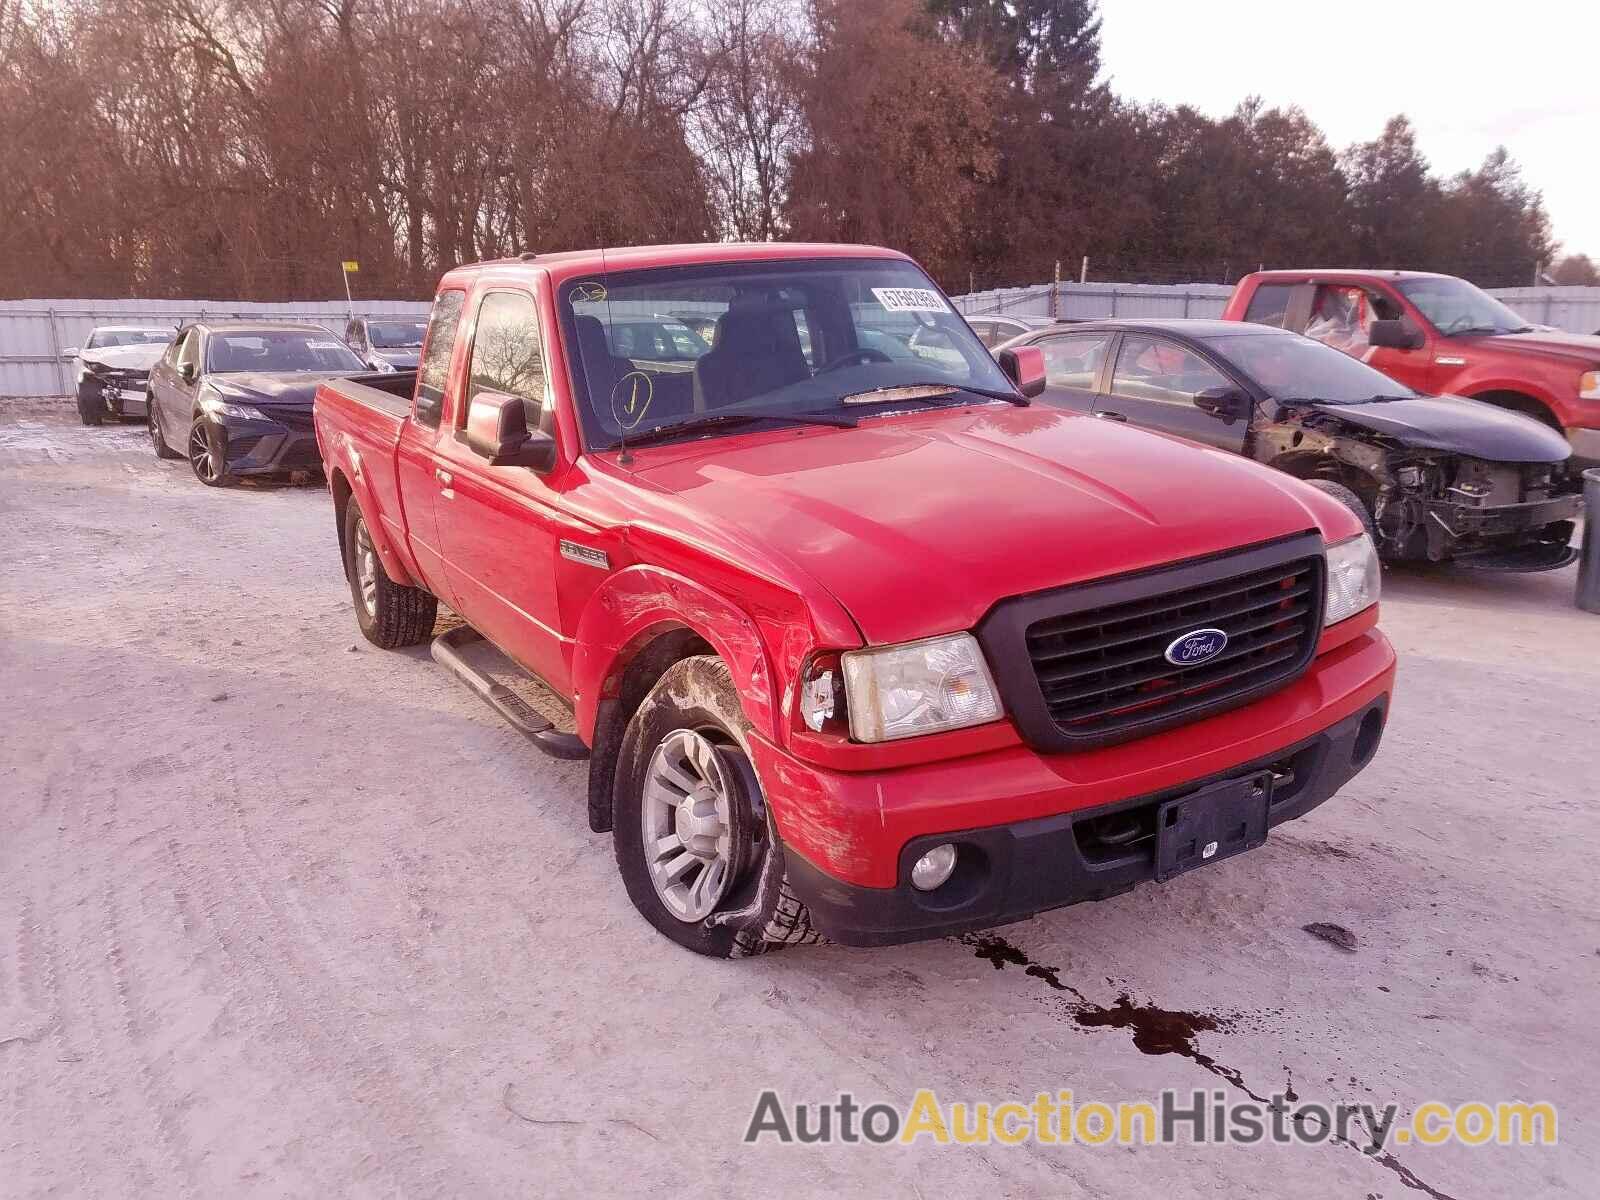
1242,283 -> 1298,329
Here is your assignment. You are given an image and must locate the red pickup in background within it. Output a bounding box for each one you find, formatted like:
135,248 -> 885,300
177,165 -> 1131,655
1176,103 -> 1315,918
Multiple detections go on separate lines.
1224,269 -> 1600,464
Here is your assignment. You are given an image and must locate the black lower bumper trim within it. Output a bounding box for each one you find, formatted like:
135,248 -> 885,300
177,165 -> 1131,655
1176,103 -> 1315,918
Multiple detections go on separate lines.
785,697 -> 1389,947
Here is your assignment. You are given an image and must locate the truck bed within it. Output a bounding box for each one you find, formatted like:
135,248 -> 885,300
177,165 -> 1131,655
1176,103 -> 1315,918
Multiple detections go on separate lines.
322,370 -> 418,420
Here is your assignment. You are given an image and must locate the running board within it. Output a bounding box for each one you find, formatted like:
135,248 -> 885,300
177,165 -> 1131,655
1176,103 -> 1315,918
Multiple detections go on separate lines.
430,626 -> 590,760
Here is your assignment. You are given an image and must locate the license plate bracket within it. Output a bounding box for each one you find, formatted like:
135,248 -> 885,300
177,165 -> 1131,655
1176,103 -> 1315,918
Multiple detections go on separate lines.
1155,772 -> 1271,883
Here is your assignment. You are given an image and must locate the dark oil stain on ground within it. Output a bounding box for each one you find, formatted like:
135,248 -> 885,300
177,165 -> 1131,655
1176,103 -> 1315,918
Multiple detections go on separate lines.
957,933 -> 1461,1200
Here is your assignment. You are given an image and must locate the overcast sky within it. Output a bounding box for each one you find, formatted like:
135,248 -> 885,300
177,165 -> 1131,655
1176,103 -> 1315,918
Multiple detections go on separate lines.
1097,1 -> 1599,262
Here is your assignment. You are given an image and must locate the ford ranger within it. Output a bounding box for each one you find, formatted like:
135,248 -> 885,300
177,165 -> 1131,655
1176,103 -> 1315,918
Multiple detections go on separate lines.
313,243 -> 1396,958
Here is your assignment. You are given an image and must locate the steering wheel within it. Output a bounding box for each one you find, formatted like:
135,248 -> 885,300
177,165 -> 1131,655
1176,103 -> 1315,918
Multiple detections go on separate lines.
814,347 -> 893,375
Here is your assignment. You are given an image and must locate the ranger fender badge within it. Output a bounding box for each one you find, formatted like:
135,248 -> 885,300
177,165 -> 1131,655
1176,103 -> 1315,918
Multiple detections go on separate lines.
559,540 -> 610,570
1164,627 -> 1228,667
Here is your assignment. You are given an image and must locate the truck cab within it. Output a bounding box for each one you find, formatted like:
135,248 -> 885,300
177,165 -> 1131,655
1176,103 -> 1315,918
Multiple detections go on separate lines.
314,243 -> 1395,959
1224,269 -> 1600,463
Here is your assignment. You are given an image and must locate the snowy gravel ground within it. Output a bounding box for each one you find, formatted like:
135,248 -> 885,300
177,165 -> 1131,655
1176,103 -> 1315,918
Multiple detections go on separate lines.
2,398 -> 1597,1198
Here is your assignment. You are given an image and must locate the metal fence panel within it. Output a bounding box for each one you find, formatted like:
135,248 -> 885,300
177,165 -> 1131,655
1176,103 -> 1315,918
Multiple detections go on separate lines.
0,298 -> 430,396
954,282 -> 1600,336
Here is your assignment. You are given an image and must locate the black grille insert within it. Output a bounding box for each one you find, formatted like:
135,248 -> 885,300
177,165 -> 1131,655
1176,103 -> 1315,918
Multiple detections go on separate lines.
976,534 -> 1326,752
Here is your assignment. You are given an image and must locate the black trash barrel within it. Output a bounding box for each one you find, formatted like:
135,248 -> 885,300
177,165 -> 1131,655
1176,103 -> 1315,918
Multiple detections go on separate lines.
1579,467 -> 1600,613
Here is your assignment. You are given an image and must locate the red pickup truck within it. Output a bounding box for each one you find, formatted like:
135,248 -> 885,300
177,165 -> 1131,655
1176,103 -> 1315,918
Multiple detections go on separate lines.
314,242 -> 1395,958
1223,269 -> 1600,463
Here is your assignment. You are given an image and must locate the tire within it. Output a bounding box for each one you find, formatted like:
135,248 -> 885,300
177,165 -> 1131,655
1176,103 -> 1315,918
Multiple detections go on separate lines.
1308,479 -> 1376,543
76,381 -> 104,426
342,500 -> 437,648
612,655 -> 822,959
187,416 -> 230,486
148,399 -> 181,459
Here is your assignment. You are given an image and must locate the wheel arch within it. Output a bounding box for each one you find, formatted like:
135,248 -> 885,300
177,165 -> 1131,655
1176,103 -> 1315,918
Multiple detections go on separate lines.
1267,449 -> 1381,510
1466,388 -> 1563,431
573,566 -> 782,834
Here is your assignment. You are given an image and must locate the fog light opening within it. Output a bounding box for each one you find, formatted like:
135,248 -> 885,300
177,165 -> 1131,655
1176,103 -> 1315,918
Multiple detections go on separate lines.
1352,706 -> 1384,768
911,843 -> 958,892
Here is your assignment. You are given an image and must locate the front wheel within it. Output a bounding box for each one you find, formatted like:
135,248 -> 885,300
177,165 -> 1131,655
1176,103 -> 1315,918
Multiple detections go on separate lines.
76,381 -> 104,426
1308,479 -> 1377,544
342,500 -> 437,648
612,655 -> 821,958
188,416 -> 229,486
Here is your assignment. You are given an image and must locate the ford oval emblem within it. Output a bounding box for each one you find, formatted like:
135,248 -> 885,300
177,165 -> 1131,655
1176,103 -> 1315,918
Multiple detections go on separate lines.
1164,627 -> 1228,667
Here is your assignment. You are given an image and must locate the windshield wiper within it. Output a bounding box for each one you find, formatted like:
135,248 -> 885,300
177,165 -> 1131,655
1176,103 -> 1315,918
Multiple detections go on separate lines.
1444,325 -> 1510,337
841,381 -> 1027,407
618,409 -> 857,449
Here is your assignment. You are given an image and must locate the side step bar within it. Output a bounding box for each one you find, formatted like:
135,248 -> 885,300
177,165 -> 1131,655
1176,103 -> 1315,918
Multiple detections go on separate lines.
430,626 -> 590,760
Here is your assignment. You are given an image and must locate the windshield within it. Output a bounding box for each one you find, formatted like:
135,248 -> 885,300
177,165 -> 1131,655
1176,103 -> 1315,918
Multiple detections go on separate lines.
207,330 -> 367,374
86,329 -> 171,349
556,257 -> 1013,449
367,321 -> 427,348
1397,276 -> 1531,336
1215,333 -> 1416,404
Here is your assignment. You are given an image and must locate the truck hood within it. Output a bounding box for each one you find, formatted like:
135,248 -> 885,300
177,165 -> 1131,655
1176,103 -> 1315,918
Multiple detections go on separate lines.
82,344 -> 166,372
210,371 -> 351,406
1306,394 -> 1571,463
623,406 -> 1345,646
1460,329 -> 1600,367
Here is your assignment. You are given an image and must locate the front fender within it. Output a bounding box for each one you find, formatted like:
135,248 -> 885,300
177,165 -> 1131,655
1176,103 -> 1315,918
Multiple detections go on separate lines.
570,564 -> 778,743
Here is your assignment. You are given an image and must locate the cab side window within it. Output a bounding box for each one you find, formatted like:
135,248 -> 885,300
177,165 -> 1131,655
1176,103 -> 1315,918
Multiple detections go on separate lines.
1242,283 -> 1297,329
1038,331 -> 1112,389
466,291 -> 546,431
415,290 -> 466,429
1110,336 -> 1229,406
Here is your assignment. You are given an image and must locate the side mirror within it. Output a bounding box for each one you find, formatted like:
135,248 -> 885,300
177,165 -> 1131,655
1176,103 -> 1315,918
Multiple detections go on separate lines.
997,345 -> 1047,398
464,391 -> 556,471
1368,319 -> 1423,350
60,347 -> 79,360
178,362 -> 197,383
1194,385 -> 1249,424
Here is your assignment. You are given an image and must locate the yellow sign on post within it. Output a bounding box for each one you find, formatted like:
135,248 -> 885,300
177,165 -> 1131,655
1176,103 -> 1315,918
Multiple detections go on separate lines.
341,261 -> 359,273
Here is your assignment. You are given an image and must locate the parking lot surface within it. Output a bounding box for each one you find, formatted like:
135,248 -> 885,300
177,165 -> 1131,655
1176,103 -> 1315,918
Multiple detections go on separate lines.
2,400 -> 1597,1198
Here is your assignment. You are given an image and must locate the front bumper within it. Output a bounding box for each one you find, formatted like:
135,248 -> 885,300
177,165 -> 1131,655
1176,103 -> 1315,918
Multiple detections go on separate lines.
208,418 -> 324,475
748,626 -> 1395,945
783,697 -> 1388,946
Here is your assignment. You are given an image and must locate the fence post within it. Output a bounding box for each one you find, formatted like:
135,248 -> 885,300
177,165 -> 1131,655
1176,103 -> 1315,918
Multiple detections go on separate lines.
1109,290 -> 1118,317
45,306 -> 66,396
1182,292 -> 1191,318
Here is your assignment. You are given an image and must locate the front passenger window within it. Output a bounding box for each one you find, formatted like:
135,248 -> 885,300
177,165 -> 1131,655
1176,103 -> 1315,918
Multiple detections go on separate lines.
1110,336 -> 1229,406
466,291 -> 547,432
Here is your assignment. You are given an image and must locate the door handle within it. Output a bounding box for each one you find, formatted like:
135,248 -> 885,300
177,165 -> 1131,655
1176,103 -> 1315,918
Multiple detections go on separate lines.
434,467 -> 454,499
1094,411 -> 1127,422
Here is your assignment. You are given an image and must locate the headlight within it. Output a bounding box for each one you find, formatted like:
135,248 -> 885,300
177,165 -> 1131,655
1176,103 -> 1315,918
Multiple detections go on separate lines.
1580,370 -> 1600,401
200,395 -> 270,422
371,356 -> 396,373
841,632 -> 1002,743
1324,534 -> 1380,625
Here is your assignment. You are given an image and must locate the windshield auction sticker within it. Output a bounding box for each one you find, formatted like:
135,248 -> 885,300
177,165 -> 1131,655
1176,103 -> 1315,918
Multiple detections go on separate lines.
870,287 -> 950,314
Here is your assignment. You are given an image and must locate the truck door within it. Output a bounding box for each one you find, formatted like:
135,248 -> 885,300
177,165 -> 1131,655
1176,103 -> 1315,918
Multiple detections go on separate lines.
394,289 -> 466,602
1092,333 -> 1249,453
1031,328 -> 1113,414
431,286 -> 574,694
1304,281 -> 1432,393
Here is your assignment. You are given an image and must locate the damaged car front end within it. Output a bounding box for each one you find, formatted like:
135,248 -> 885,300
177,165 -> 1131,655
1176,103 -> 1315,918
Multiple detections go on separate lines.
1257,393 -> 1580,571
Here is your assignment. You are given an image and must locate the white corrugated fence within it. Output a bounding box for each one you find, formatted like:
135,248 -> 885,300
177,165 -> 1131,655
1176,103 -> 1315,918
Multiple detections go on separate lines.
0,298 -> 430,397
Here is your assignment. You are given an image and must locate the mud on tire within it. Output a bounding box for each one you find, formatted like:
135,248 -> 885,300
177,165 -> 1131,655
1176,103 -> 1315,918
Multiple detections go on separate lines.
342,501 -> 437,648
612,655 -> 823,959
